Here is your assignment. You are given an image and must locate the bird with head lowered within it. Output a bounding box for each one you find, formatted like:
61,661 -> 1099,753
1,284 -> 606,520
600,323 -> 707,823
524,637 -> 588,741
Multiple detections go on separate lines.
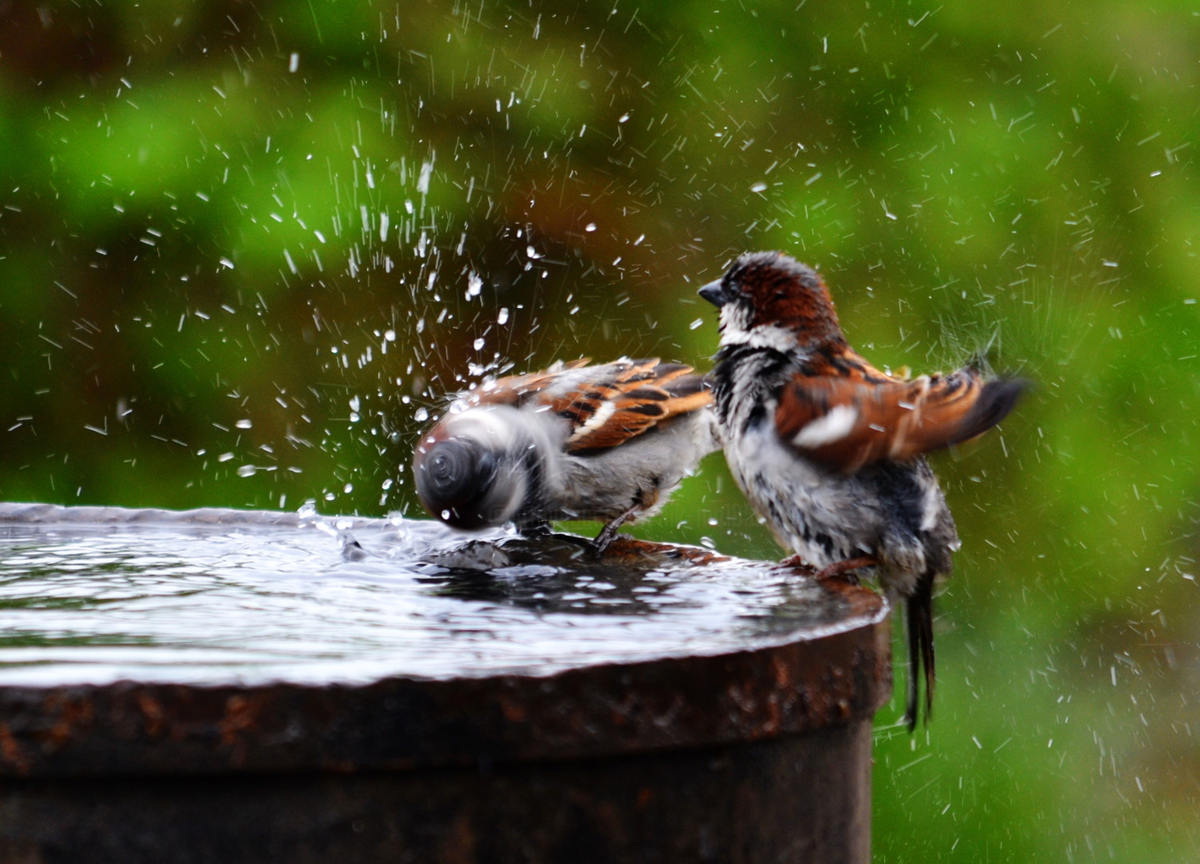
414,357 -> 721,552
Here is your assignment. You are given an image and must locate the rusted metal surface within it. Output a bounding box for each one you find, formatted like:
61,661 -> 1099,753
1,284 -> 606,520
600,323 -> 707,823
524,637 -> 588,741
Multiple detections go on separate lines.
0,721 -> 873,864
0,579 -> 888,778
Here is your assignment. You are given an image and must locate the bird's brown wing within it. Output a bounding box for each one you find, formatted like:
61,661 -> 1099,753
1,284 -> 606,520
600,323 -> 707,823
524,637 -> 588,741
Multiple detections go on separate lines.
470,357 -> 711,452
467,357 -> 593,407
775,361 -> 1025,473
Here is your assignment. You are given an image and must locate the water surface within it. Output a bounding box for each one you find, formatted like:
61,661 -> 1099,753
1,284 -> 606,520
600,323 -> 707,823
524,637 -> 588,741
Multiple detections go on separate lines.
0,504 -> 874,687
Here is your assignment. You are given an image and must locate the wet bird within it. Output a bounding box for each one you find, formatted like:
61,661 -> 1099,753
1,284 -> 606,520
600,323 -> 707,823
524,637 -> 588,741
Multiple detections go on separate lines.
699,252 -> 1025,728
413,357 -> 720,551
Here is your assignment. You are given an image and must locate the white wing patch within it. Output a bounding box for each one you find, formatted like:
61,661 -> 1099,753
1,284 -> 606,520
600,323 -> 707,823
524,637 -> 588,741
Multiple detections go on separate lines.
567,398 -> 617,444
791,404 -> 859,449
920,480 -> 942,532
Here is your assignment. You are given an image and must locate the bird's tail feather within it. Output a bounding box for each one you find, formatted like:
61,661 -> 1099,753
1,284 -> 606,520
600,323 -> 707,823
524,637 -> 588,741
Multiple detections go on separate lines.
905,573 -> 936,731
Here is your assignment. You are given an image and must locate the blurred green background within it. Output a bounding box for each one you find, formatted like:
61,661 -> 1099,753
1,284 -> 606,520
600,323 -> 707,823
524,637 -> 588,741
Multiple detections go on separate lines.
1,0 -> 1197,860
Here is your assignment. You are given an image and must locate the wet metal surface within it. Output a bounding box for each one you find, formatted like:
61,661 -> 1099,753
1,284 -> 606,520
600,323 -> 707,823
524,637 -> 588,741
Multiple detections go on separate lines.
0,503 -> 890,778
1,722 -> 874,864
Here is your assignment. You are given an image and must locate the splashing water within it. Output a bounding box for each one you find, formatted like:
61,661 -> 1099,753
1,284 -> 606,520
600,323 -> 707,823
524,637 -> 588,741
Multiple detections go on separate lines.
0,505 -> 876,688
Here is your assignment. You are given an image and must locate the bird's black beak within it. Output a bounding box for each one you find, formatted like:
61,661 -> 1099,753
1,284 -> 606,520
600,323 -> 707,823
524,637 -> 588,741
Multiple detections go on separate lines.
698,279 -> 728,308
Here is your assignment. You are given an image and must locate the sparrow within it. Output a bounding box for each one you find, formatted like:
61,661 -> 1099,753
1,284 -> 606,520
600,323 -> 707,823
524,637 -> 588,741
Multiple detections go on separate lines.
699,251 -> 1025,729
413,357 -> 721,550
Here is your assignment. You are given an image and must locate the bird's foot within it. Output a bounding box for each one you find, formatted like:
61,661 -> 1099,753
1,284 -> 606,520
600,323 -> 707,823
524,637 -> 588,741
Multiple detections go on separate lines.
813,556 -> 877,585
592,505 -> 641,556
779,554 -> 819,575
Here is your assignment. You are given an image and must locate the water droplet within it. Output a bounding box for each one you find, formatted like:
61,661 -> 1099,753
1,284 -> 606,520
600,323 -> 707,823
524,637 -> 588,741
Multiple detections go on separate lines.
237,465 -> 257,477
750,181 -> 767,193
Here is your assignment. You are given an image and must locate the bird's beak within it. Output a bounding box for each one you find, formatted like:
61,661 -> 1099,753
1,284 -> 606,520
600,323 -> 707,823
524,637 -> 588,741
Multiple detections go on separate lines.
698,279 -> 728,307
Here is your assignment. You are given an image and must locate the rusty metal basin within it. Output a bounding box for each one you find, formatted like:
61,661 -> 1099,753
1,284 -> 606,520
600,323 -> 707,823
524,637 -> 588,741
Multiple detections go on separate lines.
0,503 -> 891,864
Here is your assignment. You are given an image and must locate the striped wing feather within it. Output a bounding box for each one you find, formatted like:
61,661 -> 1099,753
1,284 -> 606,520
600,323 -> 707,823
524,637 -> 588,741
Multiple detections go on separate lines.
776,363 -> 1024,473
468,357 -> 592,408
470,358 -> 710,452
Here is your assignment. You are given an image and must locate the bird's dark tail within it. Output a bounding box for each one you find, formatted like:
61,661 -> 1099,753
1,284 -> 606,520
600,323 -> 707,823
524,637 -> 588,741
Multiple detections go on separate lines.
905,573 -> 936,731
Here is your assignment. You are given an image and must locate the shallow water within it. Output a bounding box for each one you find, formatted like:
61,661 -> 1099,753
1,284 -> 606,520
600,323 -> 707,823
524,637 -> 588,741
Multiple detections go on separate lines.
0,504 -> 874,687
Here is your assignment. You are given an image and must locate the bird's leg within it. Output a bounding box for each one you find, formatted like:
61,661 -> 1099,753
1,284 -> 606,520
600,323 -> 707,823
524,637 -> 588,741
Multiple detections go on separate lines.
592,505 -> 641,555
813,555 -> 878,584
780,554 -> 819,574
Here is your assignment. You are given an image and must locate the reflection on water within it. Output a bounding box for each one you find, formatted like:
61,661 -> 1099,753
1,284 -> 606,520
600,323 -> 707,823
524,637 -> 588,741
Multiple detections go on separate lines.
0,506 -> 877,687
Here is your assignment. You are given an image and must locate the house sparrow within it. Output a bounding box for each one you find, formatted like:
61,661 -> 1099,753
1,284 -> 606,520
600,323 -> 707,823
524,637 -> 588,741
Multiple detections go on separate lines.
413,357 -> 720,550
699,251 -> 1025,728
